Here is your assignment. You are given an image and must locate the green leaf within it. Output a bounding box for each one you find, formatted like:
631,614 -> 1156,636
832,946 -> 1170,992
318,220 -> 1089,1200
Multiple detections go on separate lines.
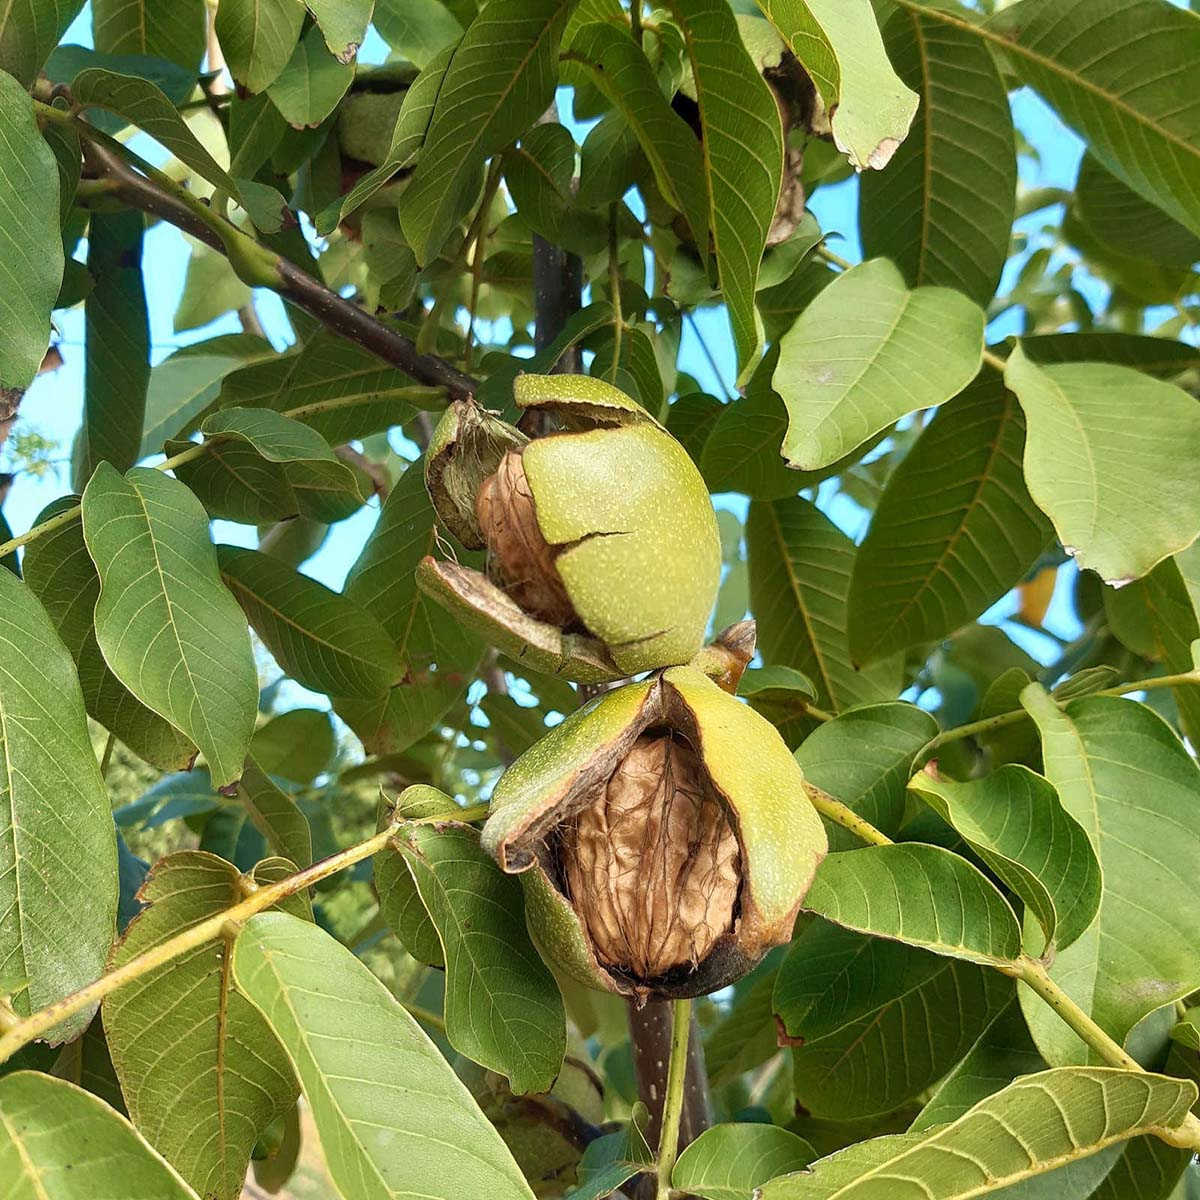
216,544 -> 399,700
399,823 -> 566,1094
236,757 -> 312,867
214,0 -> 304,92
760,0 -> 917,171
1019,331 -> 1200,375
71,68 -> 238,195
747,496 -> 901,713
661,0 -> 783,380
700,346 -> 858,500
92,0 -> 205,69
1019,684 -> 1200,1062
911,997 -> 1045,1133
703,952 -> 786,1086
1076,154 -> 1200,272
569,1115 -> 653,1200
0,0 -> 84,85
233,910 -> 539,1199
77,210 -> 150,484
267,23 -> 354,127
80,464 -> 258,787
173,242 -> 252,334
317,41 -> 454,234
756,1067 -> 1197,1199
795,702 -> 938,848
774,920 -> 1011,1119
338,463 -> 482,757
0,69 -> 63,390
250,707 -> 334,783
104,852 -> 300,1200
305,0 -> 371,63
1104,557 -> 1200,745
802,843 -> 1022,968
776,258 -> 985,471
172,407 -> 368,525
22,496 -> 196,771
560,21 -> 709,253
1004,342 -> 1200,585
218,331 -> 443,443
0,1071 -> 200,1198
139,334 -> 274,458
375,846 -> 445,968
372,0 -> 462,67
398,0 -> 572,262
910,765 -> 1101,956
848,372 -> 1052,664
0,569 -> 116,1035
859,4 -> 1014,306
980,0 -> 1200,240
673,1124 -> 815,1200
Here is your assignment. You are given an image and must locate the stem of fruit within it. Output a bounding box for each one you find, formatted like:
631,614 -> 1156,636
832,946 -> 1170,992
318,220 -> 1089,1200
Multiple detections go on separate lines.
655,998 -> 692,1200
0,806 -> 489,1065
912,670 -> 1200,768
1016,955 -> 1200,1150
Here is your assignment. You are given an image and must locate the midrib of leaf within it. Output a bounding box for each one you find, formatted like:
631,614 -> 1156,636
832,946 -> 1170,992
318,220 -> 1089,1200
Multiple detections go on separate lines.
910,8 -> 934,283
396,526 -> 439,661
132,485 -> 220,763
0,1107 -> 53,1200
762,503 -> 837,704
220,570 -> 372,664
254,947 -> 394,1200
907,1 -> 1200,163
866,397 -> 1018,657
0,696 -> 28,1007
215,938 -> 232,1185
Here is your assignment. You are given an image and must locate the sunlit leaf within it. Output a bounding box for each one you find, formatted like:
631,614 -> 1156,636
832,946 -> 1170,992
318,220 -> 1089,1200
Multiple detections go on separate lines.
80,464 -> 258,787
761,0 -> 916,171
910,765 -> 1101,955
673,1124 -> 815,1200
104,852 -> 301,1200
0,68 -> 63,390
802,843 -> 1022,968
233,911 -> 539,1199
399,822 -> 566,1094
0,1071 -> 200,1198
776,259 -> 984,471
0,568 -> 116,1037
1004,342 -> 1200,585
266,23 -> 353,127
757,1067 -> 1196,1199
214,0 -> 303,93
92,0 -> 205,69
0,0 -> 83,84
1019,684 -> 1200,1062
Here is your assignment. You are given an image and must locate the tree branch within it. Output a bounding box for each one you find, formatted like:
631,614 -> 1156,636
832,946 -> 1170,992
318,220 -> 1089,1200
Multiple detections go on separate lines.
67,110 -> 479,401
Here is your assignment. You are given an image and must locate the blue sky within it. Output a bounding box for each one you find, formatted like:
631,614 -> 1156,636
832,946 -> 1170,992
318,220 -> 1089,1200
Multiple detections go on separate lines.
7,6 -> 1153,685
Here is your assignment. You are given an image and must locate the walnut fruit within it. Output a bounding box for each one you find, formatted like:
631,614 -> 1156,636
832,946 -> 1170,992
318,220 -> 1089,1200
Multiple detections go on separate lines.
483,663 -> 827,1001
418,375 -> 721,682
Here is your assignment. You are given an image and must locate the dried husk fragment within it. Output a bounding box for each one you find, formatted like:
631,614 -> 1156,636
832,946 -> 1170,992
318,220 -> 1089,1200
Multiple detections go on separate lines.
476,449 -> 575,627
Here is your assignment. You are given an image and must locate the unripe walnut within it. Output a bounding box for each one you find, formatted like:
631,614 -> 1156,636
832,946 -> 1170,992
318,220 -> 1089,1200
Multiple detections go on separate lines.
563,733 -> 740,980
419,375 -> 721,683
483,664 -> 827,1001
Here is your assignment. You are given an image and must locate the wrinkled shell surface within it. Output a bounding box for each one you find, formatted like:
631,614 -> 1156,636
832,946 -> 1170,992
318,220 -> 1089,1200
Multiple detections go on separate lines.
476,449 -> 575,626
563,734 -> 740,979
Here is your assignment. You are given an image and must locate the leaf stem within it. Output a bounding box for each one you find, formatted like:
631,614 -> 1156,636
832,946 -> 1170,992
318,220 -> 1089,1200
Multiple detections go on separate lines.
654,997 -> 692,1200
981,347 -> 1008,372
805,784 -> 893,846
0,806 -> 487,1065
1016,955 -> 1200,1149
814,243 -> 855,272
464,159 -> 504,369
913,670 -> 1200,767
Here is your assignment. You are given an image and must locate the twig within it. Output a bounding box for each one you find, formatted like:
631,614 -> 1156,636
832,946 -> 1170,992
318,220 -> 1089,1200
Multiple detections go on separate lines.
0,804 -> 489,1064
806,785 -> 893,846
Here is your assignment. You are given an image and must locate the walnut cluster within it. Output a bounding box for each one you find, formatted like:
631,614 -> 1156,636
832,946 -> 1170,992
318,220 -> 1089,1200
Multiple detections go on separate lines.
562,734 -> 740,981
475,449 -> 576,626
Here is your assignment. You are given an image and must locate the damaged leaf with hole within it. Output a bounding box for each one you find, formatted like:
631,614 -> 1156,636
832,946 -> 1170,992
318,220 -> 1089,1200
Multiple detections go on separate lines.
482,664 -> 827,1001
417,374 -> 721,681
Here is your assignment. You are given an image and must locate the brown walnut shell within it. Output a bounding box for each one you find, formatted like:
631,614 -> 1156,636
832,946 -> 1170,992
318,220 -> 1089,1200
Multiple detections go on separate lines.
475,449 -> 576,627
562,733 -> 740,979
